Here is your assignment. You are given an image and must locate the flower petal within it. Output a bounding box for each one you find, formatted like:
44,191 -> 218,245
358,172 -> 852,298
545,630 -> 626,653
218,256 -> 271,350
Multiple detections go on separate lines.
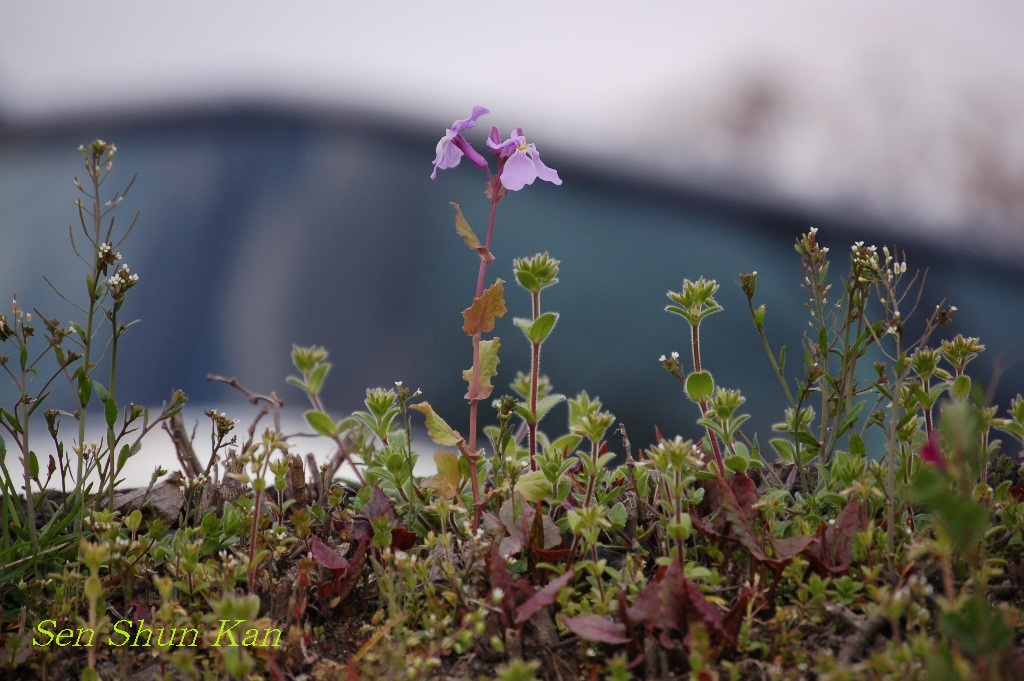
527,145 -> 562,185
431,132 -> 463,178
453,135 -> 488,169
499,150 -> 537,191
452,105 -> 489,134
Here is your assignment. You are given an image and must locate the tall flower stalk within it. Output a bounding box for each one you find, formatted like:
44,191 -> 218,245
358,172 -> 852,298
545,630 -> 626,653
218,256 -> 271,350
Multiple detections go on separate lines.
431,108 -> 562,521
67,141 -> 137,537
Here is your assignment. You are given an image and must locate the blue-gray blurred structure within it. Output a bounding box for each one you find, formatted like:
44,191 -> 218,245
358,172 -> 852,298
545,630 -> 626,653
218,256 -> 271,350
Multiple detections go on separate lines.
1,106 -> 1022,453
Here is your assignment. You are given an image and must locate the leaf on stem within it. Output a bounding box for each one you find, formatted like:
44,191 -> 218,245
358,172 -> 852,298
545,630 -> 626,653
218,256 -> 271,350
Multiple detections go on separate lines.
410,402 -> 462,446
514,312 -> 559,345
421,451 -> 462,500
463,338 -> 501,400
451,202 -> 493,263
462,279 -> 507,336
513,569 -> 575,626
513,469 -> 551,503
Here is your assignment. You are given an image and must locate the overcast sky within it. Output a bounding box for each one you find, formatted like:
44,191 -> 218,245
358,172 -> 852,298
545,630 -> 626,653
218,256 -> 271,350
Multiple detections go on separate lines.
3,1 -> 1024,255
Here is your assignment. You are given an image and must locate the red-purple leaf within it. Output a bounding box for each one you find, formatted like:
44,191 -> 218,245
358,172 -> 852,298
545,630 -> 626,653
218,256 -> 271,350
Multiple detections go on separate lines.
657,560 -> 688,633
498,535 -> 524,558
825,498 -> 864,569
769,535 -> 815,562
361,485 -> 399,523
682,574 -> 730,645
390,527 -> 418,551
562,615 -> 631,644
487,542 -> 519,623
514,569 -> 575,627
730,472 -> 759,511
625,579 -> 661,630
337,536 -> 368,606
716,473 -> 768,562
310,535 -> 349,574
722,588 -> 758,643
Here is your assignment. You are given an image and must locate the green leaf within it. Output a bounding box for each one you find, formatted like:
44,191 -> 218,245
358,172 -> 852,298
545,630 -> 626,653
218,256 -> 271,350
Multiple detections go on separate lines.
410,402 -> 462,446
685,370 -> 715,403
514,393 -> 565,426
422,451 -> 461,500
285,375 -> 308,392
515,269 -> 540,292
849,434 -> 866,457
837,400 -> 866,434
725,454 -> 748,473
307,362 -> 330,395
27,391 -> 51,417
548,433 -> 582,455
104,396 -> 119,428
514,469 -> 552,503
92,380 -> 108,402
1,409 -> 23,434
77,371 -> 92,407
527,313 -> 559,344
451,202 -> 483,250
462,280 -> 507,336
607,502 -> 627,529
117,444 -> 131,471
535,394 -> 565,423
335,416 -> 358,434
126,509 -> 143,532
530,312 -> 558,344
28,451 -> 39,481
950,375 -> 971,401
463,338 -> 501,401
770,438 -> 796,463
778,345 -> 786,372
305,410 -> 338,437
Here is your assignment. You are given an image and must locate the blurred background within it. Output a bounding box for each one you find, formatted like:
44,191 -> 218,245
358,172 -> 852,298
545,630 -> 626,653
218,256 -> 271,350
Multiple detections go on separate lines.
2,2 -> 1023,482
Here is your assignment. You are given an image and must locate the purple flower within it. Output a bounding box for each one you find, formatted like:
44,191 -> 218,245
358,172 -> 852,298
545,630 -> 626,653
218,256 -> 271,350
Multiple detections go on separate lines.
487,128 -> 562,191
431,106 -> 489,179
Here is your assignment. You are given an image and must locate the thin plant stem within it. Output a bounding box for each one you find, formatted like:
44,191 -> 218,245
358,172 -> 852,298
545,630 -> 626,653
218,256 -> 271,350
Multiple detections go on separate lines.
18,351 -> 37,553
73,159 -> 103,543
691,321 -> 725,472
106,307 -> 120,511
528,289 -> 541,471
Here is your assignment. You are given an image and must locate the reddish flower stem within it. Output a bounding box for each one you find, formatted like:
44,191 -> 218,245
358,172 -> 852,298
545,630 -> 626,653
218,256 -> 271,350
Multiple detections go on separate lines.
466,179 -> 501,531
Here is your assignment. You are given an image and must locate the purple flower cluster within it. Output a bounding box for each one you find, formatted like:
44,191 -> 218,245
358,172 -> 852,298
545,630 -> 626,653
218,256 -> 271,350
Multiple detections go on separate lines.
431,106 -> 561,192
